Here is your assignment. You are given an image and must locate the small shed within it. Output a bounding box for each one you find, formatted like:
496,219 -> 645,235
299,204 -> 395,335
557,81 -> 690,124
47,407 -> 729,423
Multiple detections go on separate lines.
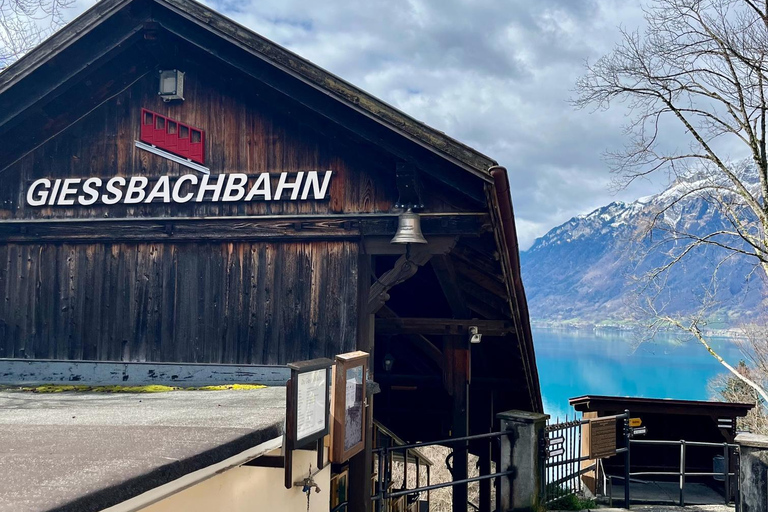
570,395 -> 754,498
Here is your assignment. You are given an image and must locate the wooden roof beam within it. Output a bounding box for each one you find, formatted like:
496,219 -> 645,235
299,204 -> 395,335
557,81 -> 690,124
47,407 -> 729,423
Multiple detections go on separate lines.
464,297 -> 507,321
376,318 -> 514,337
377,306 -> 444,372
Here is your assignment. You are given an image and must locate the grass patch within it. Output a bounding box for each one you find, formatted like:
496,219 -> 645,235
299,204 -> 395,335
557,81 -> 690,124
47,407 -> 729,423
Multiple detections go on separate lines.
4,384 -> 267,393
545,485 -> 596,511
548,493 -> 596,511
191,384 -> 266,391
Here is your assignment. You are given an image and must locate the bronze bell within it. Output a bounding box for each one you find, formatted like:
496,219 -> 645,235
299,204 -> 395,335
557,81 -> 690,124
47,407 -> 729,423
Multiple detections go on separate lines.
390,208 -> 427,244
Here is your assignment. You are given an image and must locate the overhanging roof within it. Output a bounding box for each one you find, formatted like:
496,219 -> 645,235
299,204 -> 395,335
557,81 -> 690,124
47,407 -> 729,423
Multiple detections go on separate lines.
570,395 -> 755,417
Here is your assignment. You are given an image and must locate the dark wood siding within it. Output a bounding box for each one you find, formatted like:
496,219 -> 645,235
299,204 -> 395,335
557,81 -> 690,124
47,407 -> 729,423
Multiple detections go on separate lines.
0,65 -> 402,220
0,241 -> 358,363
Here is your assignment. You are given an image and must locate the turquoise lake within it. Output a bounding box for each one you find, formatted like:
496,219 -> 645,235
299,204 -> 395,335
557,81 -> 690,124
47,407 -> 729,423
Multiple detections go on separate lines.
533,327 -> 745,419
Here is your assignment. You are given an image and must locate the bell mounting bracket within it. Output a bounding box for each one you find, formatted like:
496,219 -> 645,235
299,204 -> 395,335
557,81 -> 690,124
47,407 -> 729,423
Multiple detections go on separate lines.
394,162 -> 424,211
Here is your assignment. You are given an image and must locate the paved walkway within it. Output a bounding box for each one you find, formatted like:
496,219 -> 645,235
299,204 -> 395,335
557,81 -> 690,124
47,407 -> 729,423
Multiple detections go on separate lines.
598,506 -> 733,512
609,481 -> 727,505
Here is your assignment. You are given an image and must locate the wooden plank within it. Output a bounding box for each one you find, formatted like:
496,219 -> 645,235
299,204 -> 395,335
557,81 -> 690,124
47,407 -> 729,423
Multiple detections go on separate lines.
0,240 -> 358,365
377,306 -> 444,372
376,318 -> 514,337
0,214 -> 489,242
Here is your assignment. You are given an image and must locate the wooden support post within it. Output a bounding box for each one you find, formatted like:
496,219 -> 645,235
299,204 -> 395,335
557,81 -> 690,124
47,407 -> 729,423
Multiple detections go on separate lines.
479,391 -> 494,511
445,335 -> 470,512
349,253 -> 375,512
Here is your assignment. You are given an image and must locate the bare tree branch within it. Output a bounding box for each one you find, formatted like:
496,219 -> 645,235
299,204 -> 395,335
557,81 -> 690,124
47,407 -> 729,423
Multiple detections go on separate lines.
0,0 -> 73,69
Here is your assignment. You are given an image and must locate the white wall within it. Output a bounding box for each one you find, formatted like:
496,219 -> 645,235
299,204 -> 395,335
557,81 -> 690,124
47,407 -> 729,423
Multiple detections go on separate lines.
140,450 -> 330,512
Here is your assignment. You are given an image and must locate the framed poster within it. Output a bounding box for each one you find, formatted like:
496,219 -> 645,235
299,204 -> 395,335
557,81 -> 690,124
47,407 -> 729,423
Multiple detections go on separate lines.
284,357 -> 333,489
296,368 -> 328,442
332,351 -> 369,463
286,358 -> 333,448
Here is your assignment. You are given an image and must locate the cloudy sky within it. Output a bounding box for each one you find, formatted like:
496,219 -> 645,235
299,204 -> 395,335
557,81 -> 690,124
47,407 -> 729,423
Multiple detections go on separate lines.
65,0 -> 661,249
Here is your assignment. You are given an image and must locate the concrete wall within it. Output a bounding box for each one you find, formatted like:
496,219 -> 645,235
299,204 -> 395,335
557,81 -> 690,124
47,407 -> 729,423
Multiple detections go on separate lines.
737,433 -> 768,512
140,450 -> 330,512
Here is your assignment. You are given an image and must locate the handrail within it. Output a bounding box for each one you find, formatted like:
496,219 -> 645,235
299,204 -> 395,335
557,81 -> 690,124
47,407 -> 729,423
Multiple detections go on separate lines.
384,470 -> 517,499
626,438 -> 739,507
386,429 -> 512,452
630,471 -> 736,477
630,439 -> 738,448
374,428 -> 513,506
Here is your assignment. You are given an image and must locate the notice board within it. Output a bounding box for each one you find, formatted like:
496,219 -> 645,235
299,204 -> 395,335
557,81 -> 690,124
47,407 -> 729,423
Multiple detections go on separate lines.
589,417 -> 617,459
332,351 -> 369,463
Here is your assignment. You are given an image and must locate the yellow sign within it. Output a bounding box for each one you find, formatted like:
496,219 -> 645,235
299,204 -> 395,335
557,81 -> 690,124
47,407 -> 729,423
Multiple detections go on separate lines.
629,418 -> 642,427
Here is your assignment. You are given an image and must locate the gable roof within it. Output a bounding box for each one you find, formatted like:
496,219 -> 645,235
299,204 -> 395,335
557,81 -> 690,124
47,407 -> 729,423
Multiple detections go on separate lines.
0,0 -> 496,181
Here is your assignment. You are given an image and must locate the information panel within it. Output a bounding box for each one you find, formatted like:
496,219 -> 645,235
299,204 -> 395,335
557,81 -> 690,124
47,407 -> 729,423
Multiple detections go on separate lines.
589,417 -> 617,459
343,365 -> 364,451
331,351 -> 369,463
296,368 -> 327,442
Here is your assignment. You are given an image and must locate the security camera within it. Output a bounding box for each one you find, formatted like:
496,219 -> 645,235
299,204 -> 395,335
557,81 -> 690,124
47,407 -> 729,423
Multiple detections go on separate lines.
469,326 -> 482,344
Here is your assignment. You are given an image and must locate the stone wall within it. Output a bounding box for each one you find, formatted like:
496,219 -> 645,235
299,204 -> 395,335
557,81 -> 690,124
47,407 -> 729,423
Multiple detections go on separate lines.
737,433 -> 768,512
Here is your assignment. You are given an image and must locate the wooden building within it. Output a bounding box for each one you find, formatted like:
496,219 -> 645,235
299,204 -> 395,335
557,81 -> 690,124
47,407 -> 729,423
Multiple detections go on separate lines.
0,0 -> 541,509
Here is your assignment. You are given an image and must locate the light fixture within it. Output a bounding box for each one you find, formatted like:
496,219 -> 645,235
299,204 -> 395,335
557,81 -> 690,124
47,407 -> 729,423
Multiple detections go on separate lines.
158,69 -> 185,102
383,353 -> 395,372
390,208 -> 427,245
469,326 -> 482,344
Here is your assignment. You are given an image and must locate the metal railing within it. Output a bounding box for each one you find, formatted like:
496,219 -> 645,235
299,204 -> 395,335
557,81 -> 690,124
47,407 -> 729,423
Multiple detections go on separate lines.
542,417 -> 589,505
372,430 -> 515,511
627,438 -> 739,507
543,411 -> 631,509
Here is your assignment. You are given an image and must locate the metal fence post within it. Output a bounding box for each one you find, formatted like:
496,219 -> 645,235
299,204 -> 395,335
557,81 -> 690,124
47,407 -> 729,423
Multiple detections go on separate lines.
679,440 -> 686,507
724,443 -> 730,505
734,446 -> 740,512
624,410 -> 631,510
382,439 -> 390,511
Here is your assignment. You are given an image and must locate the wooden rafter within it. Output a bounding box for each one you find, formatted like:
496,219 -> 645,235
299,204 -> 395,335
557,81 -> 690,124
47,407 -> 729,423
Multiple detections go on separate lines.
377,305 -> 444,372
431,254 -> 471,318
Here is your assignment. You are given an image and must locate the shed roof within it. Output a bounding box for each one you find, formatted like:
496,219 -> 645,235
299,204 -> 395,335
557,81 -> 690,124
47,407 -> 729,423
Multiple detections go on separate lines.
569,395 -> 754,417
0,388 -> 284,512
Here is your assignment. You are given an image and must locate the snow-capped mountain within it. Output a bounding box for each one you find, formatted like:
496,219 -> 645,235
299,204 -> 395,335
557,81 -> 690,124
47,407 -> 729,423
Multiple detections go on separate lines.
520,173 -> 767,328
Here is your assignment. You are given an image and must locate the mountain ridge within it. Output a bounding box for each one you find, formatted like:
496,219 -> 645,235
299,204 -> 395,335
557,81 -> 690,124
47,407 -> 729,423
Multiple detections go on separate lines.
520,172 -> 767,328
